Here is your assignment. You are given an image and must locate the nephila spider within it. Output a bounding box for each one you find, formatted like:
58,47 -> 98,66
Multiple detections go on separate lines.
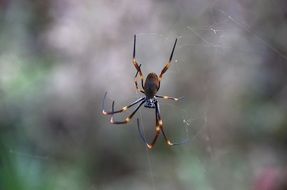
102,35 -> 187,149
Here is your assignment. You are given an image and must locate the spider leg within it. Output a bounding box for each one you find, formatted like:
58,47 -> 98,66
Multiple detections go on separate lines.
155,95 -> 183,101
102,92 -> 145,115
110,99 -> 145,124
136,106 -> 161,149
158,38 -> 177,90
156,101 -> 189,146
159,38 -> 177,80
133,35 -> 145,89
134,64 -> 145,94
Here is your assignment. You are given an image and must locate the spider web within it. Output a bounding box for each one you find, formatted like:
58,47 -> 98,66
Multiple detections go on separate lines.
133,5 -> 287,189
135,30 -> 214,190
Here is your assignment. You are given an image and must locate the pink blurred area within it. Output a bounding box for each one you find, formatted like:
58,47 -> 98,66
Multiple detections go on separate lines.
254,167 -> 287,190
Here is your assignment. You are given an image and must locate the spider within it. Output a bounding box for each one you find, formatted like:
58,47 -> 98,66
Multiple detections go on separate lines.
102,35 -> 187,149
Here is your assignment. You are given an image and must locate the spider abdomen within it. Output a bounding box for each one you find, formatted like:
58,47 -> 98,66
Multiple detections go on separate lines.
144,73 -> 160,99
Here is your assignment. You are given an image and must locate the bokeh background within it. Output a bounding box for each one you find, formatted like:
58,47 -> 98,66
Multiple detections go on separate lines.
1,0 -> 287,190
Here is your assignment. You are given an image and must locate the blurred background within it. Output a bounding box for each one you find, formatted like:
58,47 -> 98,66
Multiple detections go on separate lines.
0,0 -> 287,189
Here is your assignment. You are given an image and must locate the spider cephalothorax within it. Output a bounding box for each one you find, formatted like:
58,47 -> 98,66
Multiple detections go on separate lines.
144,97 -> 157,109
102,35 -> 187,149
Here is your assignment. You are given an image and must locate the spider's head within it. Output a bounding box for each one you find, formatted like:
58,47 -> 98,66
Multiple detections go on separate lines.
144,98 -> 156,108
144,73 -> 160,99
